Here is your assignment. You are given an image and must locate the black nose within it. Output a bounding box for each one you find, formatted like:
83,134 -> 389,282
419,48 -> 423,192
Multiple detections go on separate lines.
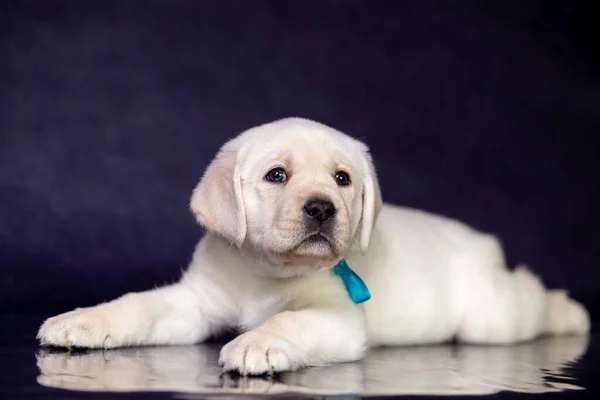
304,199 -> 336,223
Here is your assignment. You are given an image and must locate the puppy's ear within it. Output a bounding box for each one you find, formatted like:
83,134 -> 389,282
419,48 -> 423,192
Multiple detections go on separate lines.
190,145 -> 247,247
359,151 -> 383,253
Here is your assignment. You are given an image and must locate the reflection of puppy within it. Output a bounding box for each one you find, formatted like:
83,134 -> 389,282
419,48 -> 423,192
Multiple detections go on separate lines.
37,118 -> 590,375
36,336 -> 589,395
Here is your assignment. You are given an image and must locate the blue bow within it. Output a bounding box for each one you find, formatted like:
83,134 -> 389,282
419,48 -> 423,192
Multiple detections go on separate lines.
333,259 -> 371,304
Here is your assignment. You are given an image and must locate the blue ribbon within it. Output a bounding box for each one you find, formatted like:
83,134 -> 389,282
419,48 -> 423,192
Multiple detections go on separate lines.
333,259 -> 371,304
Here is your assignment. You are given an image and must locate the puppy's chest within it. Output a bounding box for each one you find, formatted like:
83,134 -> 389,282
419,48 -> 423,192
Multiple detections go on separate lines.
237,291 -> 283,331
234,270 -> 351,331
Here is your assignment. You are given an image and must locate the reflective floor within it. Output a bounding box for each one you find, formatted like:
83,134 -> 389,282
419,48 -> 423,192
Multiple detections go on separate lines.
36,336 -> 588,396
3,315 -> 599,399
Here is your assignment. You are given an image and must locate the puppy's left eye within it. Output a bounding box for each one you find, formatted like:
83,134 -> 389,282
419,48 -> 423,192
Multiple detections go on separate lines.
335,171 -> 351,186
266,168 -> 288,183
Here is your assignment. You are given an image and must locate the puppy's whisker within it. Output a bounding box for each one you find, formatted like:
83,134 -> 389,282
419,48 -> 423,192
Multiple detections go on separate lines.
253,229 -> 268,265
253,232 -> 263,253
348,233 -> 359,247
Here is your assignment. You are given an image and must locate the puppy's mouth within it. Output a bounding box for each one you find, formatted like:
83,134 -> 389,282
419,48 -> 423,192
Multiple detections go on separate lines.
262,228 -> 349,269
300,232 -> 335,249
291,231 -> 338,257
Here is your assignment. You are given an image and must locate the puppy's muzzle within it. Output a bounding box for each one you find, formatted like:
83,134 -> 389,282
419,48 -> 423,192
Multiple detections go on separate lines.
303,198 -> 336,230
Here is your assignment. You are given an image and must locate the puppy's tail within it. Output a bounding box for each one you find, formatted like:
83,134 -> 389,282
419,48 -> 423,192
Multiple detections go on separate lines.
511,265 -> 591,337
511,265 -> 591,338
543,285 -> 591,336
457,260 -> 590,344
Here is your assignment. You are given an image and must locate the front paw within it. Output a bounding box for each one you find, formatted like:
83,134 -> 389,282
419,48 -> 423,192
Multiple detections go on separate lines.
219,331 -> 295,375
37,307 -> 117,349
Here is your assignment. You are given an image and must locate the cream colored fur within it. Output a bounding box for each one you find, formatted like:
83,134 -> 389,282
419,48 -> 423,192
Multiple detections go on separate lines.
38,118 -> 590,375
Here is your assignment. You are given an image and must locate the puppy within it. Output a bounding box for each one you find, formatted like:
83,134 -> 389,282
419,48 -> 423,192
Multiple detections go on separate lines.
38,117 -> 590,375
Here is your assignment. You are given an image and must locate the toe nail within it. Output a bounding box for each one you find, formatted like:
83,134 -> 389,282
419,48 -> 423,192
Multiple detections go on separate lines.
103,335 -> 114,349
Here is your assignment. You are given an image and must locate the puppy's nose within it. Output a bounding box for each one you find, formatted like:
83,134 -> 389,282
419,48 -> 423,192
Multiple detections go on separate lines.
304,199 -> 336,224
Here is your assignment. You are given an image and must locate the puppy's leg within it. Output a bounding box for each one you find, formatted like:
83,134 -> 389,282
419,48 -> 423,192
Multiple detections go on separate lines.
456,237 -> 590,344
219,308 -> 367,375
37,283 -> 219,348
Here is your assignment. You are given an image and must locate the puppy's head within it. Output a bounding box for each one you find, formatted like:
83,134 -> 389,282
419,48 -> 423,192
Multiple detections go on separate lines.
190,118 -> 382,270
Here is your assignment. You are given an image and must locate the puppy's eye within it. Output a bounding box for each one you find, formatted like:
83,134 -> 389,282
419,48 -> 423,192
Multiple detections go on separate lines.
266,168 -> 288,183
335,171 -> 351,186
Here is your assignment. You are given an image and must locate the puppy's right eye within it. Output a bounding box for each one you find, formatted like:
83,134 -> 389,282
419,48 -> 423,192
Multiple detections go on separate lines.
265,168 -> 288,183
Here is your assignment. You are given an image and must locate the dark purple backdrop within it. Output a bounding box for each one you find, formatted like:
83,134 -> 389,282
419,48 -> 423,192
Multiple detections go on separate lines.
1,1 -> 598,323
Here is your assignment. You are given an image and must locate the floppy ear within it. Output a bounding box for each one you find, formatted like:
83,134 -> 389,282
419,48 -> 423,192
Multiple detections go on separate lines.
189,146 -> 247,247
359,151 -> 383,254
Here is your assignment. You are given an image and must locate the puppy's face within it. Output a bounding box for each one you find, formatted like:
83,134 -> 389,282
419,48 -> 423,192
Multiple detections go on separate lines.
241,133 -> 363,267
191,118 -> 382,271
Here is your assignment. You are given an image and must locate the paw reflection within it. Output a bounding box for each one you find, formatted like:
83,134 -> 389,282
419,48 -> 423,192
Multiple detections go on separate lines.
36,335 -> 589,396
217,372 -> 282,393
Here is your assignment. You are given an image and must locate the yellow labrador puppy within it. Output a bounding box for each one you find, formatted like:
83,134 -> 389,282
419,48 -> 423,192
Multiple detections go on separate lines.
38,118 -> 590,375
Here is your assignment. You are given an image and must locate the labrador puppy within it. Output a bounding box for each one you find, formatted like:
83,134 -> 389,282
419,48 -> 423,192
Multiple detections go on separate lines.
38,117 -> 590,375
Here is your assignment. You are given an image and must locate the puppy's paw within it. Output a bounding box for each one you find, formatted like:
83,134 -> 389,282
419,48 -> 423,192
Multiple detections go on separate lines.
219,331 -> 295,375
37,307 -> 118,349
